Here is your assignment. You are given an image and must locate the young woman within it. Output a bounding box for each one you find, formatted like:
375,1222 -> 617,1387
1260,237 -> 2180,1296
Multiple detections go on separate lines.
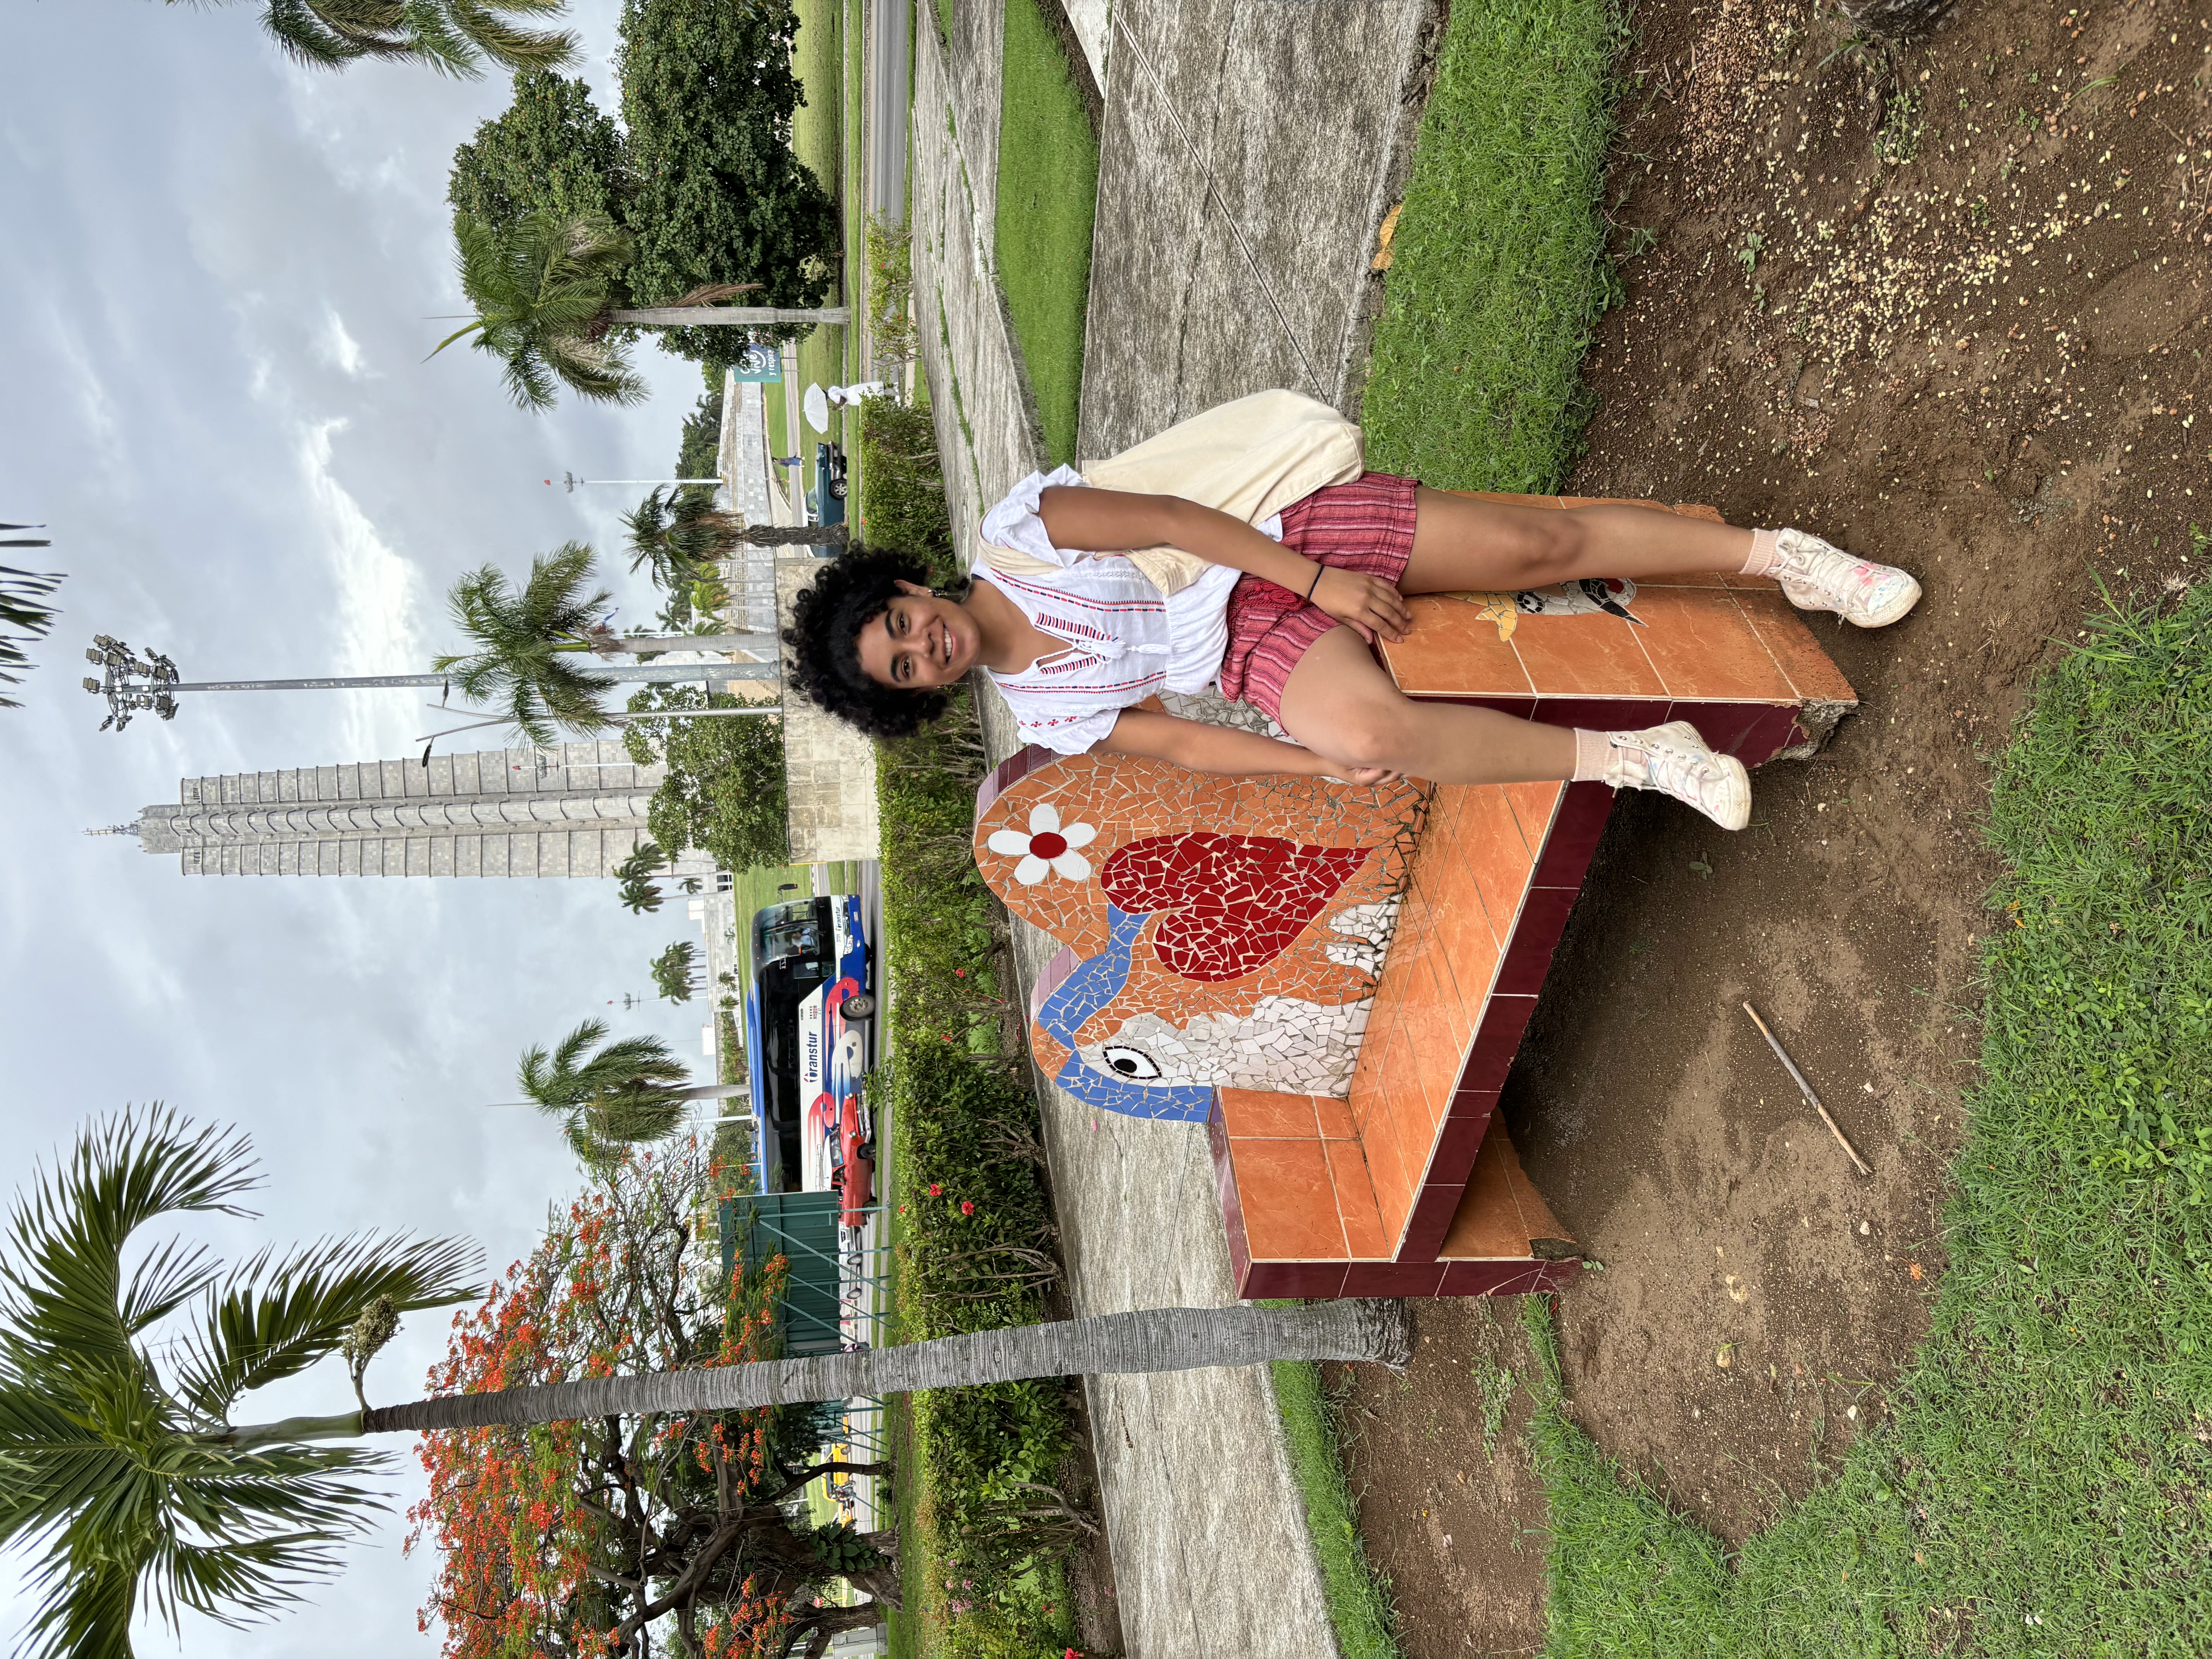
784,463 -> 1918,830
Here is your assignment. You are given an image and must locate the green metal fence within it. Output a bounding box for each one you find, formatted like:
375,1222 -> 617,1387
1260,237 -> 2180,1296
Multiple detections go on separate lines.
719,1190 -> 850,1357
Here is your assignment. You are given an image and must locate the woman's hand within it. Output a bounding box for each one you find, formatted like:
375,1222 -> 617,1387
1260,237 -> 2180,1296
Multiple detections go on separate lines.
1310,567 -> 1413,645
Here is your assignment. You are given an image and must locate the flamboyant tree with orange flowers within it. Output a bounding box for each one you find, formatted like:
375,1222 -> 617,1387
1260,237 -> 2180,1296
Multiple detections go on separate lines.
405,1140 -> 899,1659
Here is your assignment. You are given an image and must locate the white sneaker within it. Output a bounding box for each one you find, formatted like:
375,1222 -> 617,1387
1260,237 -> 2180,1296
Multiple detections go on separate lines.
1603,721 -> 1751,832
1772,528 -> 1922,628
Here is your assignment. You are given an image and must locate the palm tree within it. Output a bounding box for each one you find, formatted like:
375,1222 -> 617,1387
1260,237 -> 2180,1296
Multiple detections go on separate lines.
435,544 -> 772,747
624,489 -> 844,592
515,1018 -> 744,1165
2,529 -> 62,710
0,1111 -> 1409,1655
436,211 -> 849,413
191,0 -> 577,77
0,1110 -> 477,1659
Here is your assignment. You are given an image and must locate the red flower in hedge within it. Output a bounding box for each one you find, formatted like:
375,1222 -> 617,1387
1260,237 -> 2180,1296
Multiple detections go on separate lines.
960,1200 -> 975,1215
928,1184 -> 942,1197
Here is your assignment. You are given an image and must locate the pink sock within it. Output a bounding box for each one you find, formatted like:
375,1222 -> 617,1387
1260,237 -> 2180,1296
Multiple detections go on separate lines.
1570,728 -> 1613,783
1739,528 -> 1782,578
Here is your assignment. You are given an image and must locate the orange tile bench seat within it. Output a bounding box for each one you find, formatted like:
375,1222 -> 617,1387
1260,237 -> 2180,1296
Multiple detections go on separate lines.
1206,495 -> 1859,1298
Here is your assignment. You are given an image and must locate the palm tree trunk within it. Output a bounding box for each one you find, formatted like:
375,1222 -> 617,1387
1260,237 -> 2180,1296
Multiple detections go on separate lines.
594,633 -> 779,657
356,1301 -> 1410,1434
735,525 -> 848,547
611,307 -> 852,327
480,1082 -> 752,1111
163,664 -> 777,692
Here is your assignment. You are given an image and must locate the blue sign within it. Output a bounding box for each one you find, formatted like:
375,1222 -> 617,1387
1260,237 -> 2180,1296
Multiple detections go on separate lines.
728,342 -> 784,383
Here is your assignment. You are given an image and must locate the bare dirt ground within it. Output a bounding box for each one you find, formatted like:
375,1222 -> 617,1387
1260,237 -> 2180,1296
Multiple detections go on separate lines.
1329,1 -> 2212,1651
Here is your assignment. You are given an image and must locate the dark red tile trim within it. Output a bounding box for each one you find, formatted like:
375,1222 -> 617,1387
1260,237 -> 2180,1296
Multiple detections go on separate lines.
1243,1262 -> 1353,1298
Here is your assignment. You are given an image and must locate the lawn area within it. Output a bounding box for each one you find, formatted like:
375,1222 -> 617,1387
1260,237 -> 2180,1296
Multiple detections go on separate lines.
992,0 -> 1097,466
1360,0 -> 1623,492
1526,584 -> 2212,1655
1271,1351 -> 1404,1659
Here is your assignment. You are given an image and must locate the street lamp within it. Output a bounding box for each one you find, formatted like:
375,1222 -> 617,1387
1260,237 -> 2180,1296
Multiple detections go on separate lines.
81,637 -> 781,744
82,635 -> 179,732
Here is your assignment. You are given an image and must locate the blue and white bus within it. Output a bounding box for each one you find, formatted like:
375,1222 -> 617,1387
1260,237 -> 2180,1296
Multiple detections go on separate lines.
743,894 -> 876,1224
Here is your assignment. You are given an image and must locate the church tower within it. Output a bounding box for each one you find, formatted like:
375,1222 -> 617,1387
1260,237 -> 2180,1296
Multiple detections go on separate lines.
118,742 -> 713,879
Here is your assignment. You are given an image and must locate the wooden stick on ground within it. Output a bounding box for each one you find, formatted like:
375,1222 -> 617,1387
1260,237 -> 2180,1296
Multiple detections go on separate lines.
1741,1001 -> 1874,1177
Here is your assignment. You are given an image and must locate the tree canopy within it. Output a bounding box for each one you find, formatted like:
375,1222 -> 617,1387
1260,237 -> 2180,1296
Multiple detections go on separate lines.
614,0 -> 839,374
447,69 -> 629,237
625,686 -> 790,874
443,0 -> 839,381
406,1139 -> 894,1659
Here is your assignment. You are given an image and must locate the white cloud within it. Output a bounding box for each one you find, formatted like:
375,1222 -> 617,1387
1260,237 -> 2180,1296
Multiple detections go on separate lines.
320,309 -> 370,378
295,418 -> 431,756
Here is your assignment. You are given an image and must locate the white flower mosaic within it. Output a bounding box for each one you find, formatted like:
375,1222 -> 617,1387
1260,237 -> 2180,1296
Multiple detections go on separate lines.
984,802 -> 1096,886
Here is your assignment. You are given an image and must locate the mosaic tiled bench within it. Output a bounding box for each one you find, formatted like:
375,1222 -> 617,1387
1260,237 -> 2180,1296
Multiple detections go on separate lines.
973,496 -> 1858,1299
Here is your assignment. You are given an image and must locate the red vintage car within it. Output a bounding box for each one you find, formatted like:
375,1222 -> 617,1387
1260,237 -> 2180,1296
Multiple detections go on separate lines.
828,1091 -> 874,1231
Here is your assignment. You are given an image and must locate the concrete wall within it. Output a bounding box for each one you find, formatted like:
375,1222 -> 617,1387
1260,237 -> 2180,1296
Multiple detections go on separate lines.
776,557 -> 881,864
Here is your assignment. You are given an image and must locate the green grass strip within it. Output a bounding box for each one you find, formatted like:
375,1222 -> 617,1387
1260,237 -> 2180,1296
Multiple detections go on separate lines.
1362,0 -> 1625,492
1528,581 -> 2212,1657
1270,1345 -> 1405,1659
993,0 -> 1097,466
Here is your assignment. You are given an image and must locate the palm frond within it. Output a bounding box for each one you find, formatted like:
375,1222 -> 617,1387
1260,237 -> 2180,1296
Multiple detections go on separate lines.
445,209 -> 639,411
0,1109 -> 256,1379
0,1112 -> 475,1657
433,548 -> 617,744
252,0 -> 575,76
171,1233 -> 479,1420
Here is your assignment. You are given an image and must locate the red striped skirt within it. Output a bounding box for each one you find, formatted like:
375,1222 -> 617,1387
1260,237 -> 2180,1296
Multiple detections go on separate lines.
1216,471 -> 1420,723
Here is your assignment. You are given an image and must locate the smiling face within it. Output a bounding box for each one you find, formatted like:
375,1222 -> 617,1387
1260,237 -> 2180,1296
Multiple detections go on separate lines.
854,579 -> 979,690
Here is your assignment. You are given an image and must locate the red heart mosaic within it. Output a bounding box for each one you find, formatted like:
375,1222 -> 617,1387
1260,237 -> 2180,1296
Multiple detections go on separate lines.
1101,832 -> 1371,983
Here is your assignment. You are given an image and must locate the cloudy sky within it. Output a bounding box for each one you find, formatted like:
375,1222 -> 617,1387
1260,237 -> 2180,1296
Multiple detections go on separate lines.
1,2 -> 730,1649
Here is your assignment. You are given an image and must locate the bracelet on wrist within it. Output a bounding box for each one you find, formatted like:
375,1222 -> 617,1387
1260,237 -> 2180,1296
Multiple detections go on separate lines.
1305,565 -> 1324,601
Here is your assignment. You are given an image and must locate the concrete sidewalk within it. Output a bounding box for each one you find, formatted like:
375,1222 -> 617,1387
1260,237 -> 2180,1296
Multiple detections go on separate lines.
908,4 -> 1441,1652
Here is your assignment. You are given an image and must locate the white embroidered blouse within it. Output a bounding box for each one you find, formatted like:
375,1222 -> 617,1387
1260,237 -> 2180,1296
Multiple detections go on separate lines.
973,467 -> 1286,754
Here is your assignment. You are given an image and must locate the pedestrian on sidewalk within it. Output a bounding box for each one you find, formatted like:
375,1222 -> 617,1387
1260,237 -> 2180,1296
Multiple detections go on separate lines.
781,392 -> 1919,829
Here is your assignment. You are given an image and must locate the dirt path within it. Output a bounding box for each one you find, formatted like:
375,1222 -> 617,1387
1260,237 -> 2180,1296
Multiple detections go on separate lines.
1334,1 -> 2212,1651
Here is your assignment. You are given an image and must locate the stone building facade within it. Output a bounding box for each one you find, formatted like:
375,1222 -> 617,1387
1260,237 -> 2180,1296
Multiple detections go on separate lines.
128,742 -> 715,879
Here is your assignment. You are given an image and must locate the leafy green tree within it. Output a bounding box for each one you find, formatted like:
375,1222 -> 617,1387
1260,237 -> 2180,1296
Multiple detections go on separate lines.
676,385 -> 723,481
0,1110 -> 1410,1654
616,0 -> 841,374
194,0 -> 577,76
446,69 -> 627,233
625,685 -> 790,874
650,941 -> 700,1005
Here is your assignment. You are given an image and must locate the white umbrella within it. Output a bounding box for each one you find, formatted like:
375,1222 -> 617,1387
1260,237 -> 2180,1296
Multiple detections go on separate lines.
802,383 -> 831,434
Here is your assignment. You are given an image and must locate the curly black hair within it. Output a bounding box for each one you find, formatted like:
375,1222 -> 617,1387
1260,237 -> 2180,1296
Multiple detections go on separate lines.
781,542 -> 966,740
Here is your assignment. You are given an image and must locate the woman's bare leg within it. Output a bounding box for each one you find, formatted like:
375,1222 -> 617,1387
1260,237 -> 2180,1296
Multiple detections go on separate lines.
1273,625 -> 1575,785
1397,488 -> 1752,594
1273,625 -> 1752,827
1396,487 -> 1922,629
